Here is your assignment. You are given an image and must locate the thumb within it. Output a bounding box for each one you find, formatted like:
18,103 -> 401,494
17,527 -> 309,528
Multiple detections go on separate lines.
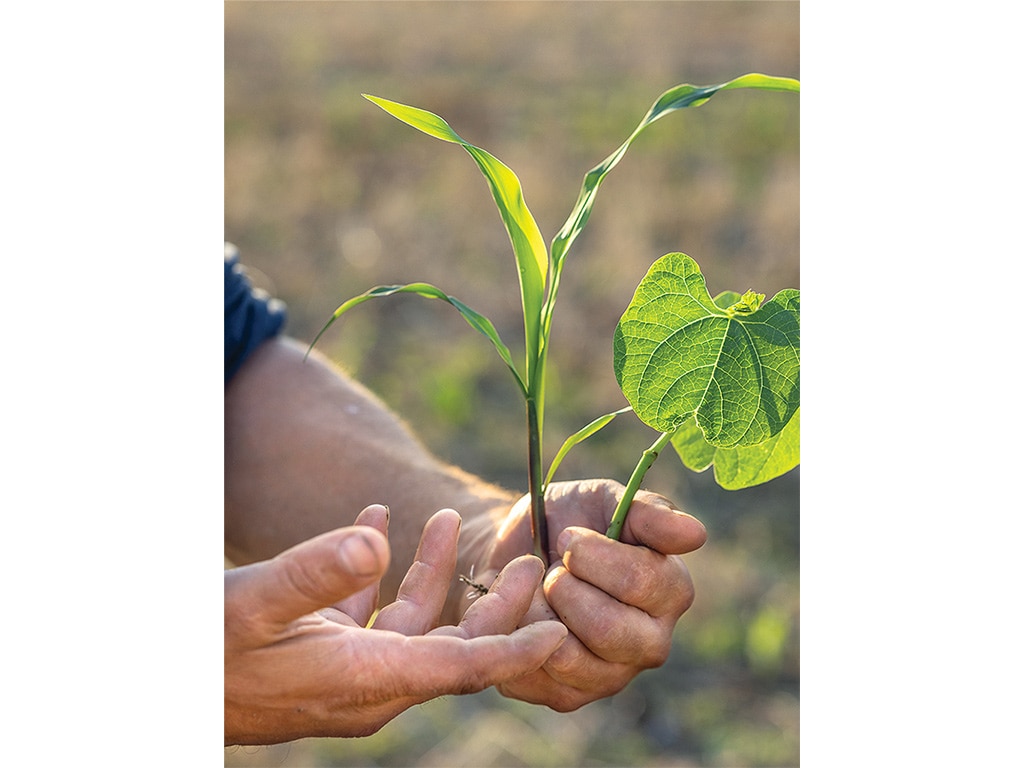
239,525 -> 391,630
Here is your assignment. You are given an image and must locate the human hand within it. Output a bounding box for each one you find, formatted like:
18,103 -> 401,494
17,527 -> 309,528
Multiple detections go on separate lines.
225,504 -> 568,745
464,479 -> 707,711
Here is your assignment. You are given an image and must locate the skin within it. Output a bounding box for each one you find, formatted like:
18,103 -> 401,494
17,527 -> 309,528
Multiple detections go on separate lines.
225,504 -> 567,743
225,337 -> 707,743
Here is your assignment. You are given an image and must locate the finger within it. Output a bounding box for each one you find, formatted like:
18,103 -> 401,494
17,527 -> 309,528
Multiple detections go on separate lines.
496,631 -> 635,711
543,564 -> 672,668
235,524 -> 390,631
556,526 -> 695,618
617,489 -> 707,554
432,555 -> 545,638
331,504 -> 390,626
372,509 -> 461,635
317,616 -> 567,734
469,561 -> 574,685
374,621 -> 568,700
456,559 -> 560,640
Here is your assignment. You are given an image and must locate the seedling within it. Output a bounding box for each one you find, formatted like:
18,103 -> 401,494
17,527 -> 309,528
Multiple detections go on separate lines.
310,74 -> 800,560
458,565 -> 489,599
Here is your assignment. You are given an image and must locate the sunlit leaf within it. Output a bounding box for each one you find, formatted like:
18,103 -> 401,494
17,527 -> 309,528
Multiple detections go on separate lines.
614,252 -> 799,448
548,74 -> 799,284
362,94 -> 548,386
672,408 -> 800,489
309,282 -> 526,396
544,406 -> 632,487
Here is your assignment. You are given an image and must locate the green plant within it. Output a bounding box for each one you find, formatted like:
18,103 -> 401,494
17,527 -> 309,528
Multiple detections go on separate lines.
310,74 -> 799,561
601,253 -> 799,539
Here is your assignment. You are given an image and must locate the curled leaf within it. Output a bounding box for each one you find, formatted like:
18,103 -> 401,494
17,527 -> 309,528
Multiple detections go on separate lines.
309,282 -> 526,396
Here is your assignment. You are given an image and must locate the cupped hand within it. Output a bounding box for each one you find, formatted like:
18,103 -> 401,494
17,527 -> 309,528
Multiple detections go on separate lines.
225,504 -> 567,745
466,479 -> 708,711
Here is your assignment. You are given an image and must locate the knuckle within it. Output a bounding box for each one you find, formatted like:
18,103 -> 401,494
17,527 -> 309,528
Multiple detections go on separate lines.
454,665 -> 500,696
281,558 -> 327,604
620,556 -> 661,604
623,553 -> 694,618
636,632 -> 673,669
667,556 -> 696,615
546,689 -> 591,713
582,610 -> 632,655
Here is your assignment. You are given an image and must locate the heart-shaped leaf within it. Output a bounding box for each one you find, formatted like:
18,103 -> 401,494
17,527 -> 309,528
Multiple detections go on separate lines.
613,252 -> 799,448
672,408 -> 800,489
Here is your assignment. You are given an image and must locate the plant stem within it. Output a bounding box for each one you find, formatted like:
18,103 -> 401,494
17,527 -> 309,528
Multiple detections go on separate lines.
526,395 -> 549,563
606,430 -> 675,541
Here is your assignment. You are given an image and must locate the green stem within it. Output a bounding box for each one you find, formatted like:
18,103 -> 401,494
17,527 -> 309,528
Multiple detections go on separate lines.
526,396 -> 549,563
606,430 -> 674,541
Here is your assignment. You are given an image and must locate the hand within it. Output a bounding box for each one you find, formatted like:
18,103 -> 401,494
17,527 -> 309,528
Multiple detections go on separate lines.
225,504 -> 568,744
465,479 -> 707,711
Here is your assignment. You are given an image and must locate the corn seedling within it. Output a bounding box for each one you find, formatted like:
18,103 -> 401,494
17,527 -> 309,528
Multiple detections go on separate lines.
310,74 -> 800,560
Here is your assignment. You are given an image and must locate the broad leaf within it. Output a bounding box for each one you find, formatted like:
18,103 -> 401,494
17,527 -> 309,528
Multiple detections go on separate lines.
613,252 -> 799,448
309,282 -> 527,396
539,75 -> 799,416
672,408 -> 800,489
362,94 -> 548,387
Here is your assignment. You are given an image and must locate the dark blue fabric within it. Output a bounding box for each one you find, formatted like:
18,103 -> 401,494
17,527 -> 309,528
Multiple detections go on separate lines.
225,243 -> 287,385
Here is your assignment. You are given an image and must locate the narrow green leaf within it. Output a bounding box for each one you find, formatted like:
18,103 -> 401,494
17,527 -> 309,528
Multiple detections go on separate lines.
544,406 -> 632,487
549,74 -> 799,278
614,252 -> 799,448
362,94 -> 548,389
309,282 -> 527,396
672,408 -> 800,489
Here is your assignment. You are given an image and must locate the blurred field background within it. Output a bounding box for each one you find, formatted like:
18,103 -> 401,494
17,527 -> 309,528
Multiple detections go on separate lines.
225,1 -> 799,766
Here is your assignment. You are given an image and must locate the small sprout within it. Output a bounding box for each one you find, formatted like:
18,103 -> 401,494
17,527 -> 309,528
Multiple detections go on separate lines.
725,289 -> 765,316
458,565 -> 489,598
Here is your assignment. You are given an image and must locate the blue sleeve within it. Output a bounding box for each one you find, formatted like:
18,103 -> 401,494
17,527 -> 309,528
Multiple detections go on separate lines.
225,243 -> 287,385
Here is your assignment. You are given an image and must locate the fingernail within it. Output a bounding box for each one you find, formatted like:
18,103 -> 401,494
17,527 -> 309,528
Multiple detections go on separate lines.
668,503 -> 704,524
338,532 -> 383,577
674,508 -> 708,535
556,527 -> 584,558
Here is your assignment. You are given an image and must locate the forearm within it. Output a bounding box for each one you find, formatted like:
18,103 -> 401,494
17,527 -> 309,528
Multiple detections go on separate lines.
224,336 -> 516,618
